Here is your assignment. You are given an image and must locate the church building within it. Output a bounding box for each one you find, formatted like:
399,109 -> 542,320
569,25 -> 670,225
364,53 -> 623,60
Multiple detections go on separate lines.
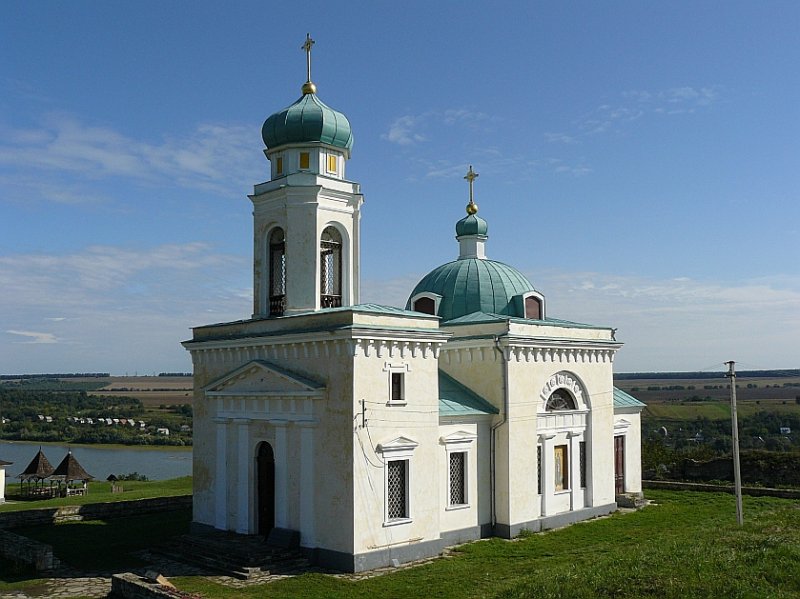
183,36 -> 644,573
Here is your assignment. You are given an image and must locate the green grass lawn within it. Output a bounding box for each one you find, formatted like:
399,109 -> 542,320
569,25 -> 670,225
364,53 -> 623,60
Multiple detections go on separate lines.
176,490 -> 800,599
2,490 -> 799,598
0,476 -> 192,513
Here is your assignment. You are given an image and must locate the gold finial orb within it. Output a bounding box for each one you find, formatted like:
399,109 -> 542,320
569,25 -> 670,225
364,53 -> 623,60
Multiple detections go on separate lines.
301,81 -> 317,95
466,202 -> 478,215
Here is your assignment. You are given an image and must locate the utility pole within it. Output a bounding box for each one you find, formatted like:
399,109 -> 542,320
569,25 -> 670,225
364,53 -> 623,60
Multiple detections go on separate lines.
726,360 -> 744,525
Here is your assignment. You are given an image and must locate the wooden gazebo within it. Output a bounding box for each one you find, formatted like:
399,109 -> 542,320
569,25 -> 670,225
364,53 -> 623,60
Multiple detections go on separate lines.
18,448 -> 56,498
50,450 -> 93,496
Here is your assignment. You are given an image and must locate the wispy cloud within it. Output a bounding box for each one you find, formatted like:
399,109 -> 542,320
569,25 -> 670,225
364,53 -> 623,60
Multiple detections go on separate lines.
0,242 -> 250,373
362,269 -> 800,372
6,330 -> 58,344
0,114 -> 264,202
382,108 -> 495,146
382,115 -> 427,145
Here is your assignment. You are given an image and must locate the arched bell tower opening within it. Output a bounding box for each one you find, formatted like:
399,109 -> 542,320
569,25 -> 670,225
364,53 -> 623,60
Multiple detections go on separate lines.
268,227 -> 287,316
320,226 -> 342,308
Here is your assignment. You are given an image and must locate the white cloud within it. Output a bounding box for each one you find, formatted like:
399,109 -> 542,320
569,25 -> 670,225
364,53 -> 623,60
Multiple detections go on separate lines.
382,115 -> 426,145
6,330 -> 58,344
0,115 -> 263,202
361,269 -> 800,373
0,243 -> 250,373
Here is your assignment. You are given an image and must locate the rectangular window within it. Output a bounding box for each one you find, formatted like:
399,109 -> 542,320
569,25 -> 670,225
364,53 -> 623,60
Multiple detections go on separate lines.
537,445 -> 542,494
391,372 -> 404,403
299,152 -> 310,169
275,156 -> 283,175
579,441 -> 587,488
449,451 -> 466,506
387,459 -> 408,520
554,444 -> 569,491
327,154 -> 337,173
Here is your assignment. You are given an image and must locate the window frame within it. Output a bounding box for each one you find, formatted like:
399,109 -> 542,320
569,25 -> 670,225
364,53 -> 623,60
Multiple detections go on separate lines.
383,362 -> 410,406
440,431 -> 476,511
377,436 -> 418,526
554,444 -> 569,492
299,151 -> 310,170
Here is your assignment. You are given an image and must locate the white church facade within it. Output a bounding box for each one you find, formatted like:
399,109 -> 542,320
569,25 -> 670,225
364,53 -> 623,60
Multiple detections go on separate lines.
183,37 -> 644,572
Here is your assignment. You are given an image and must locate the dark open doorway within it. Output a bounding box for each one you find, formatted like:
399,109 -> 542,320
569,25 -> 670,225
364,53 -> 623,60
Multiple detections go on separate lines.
257,442 -> 275,536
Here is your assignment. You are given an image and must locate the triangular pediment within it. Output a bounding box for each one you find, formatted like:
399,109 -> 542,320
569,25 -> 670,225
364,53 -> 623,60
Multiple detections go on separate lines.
376,436 -> 418,453
440,430 -> 477,445
205,360 -> 325,397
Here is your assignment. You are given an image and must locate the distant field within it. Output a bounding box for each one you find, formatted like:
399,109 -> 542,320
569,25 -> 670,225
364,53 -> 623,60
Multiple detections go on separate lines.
615,375 -> 800,419
86,376 -> 193,407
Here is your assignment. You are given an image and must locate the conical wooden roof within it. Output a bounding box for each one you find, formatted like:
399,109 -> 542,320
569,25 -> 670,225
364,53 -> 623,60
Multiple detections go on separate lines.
19,448 -> 54,479
51,451 -> 93,481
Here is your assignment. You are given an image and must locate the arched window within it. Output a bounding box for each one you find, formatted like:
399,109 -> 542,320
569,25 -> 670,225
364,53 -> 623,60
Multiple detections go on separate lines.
545,389 -> 576,411
413,296 -> 436,315
320,226 -> 342,308
525,296 -> 542,320
268,228 -> 286,316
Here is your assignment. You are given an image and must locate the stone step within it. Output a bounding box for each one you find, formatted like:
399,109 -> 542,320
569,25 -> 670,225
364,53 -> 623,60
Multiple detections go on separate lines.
153,532 -> 311,580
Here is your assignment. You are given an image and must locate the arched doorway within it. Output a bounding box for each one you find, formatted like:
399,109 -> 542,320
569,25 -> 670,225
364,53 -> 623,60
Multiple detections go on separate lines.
256,442 -> 275,536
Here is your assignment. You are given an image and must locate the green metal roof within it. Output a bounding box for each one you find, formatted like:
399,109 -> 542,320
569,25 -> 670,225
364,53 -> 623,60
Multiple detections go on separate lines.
613,387 -> 646,409
455,213 -> 488,237
439,370 -> 499,416
406,259 -> 535,321
262,93 -> 353,151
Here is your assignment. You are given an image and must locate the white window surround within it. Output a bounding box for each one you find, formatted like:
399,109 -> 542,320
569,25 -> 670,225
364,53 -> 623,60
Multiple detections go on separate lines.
408,292 -> 442,316
440,431 -> 476,510
382,362 -> 410,406
377,436 -> 418,526
520,290 -> 546,319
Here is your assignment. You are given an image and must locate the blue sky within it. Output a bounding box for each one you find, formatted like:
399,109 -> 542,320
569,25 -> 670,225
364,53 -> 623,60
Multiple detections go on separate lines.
1,1 -> 798,374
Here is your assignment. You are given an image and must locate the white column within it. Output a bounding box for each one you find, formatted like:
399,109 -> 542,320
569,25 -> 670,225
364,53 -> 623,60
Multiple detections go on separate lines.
568,432 -> 582,511
213,417 -> 228,530
298,421 -> 316,546
272,419 -> 289,528
235,418 -> 251,534
538,433 -> 555,517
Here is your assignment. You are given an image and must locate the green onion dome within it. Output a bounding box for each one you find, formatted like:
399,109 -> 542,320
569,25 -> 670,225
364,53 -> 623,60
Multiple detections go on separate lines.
262,93 -> 353,151
455,213 -> 488,237
406,258 -> 535,321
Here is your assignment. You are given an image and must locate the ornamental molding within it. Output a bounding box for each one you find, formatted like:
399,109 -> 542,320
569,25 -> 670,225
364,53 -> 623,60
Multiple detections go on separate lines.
540,372 -> 588,407
440,344 -> 616,365
187,334 -> 446,366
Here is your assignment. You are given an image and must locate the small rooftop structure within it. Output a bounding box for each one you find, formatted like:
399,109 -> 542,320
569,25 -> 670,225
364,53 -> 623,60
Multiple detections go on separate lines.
18,447 -> 56,498
51,450 -> 93,496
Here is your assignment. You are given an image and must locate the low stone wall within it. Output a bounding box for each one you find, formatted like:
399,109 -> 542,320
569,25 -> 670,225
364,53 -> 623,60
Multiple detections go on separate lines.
0,529 -> 59,571
0,495 -> 191,529
643,480 -> 800,499
110,573 -> 200,599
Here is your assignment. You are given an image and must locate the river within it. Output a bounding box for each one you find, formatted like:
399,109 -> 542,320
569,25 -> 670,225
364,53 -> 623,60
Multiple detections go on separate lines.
0,441 -> 192,481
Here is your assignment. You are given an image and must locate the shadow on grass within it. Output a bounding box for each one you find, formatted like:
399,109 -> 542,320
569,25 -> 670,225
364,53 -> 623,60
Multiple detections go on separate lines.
13,507 -> 192,573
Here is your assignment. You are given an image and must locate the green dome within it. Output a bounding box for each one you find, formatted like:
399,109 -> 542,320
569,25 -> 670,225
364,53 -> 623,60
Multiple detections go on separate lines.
406,259 -> 535,321
455,214 -> 488,237
262,93 -> 353,151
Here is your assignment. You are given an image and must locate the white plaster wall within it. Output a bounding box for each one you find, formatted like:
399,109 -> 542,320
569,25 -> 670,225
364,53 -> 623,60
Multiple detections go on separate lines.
0,468 -> 6,503
437,420 -> 492,534
350,347 -> 442,558
616,410 -> 643,494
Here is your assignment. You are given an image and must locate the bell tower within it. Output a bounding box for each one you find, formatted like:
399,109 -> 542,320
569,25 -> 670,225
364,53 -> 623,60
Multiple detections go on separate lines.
250,34 -> 363,317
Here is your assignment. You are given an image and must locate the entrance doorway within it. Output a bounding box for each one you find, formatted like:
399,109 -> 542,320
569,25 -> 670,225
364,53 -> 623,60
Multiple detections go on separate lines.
614,436 -> 625,495
257,442 -> 275,536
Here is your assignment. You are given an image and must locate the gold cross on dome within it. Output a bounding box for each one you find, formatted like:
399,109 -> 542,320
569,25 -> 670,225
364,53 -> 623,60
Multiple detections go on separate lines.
464,165 -> 479,208
302,33 -> 315,83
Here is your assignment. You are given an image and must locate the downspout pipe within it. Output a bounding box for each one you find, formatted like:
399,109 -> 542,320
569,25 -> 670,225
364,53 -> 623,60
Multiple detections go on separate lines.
490,335 -> 510,531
